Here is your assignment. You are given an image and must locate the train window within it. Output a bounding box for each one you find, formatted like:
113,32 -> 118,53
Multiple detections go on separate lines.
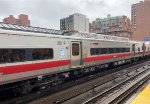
120,48 -> 123,52
132,44 -> 135,51
13,49 -> 26,61
0,48 -> 54,64
25,49 -> 33,61
101,48 -> 108,54
90,48 -> 101,55
72,43 -> 79,56
108,48 -> 114,54
125,48 -> 130,52
91,48 -> 96,55
32,49 -> 53,60
142,43 -> 146,50
142,46 -> 146,51
116,48 -> 120,53
0,49 -> 26,63
138,47 -> 140,52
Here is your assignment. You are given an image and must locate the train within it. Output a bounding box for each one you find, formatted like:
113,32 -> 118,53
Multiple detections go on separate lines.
0,22 -> 150,94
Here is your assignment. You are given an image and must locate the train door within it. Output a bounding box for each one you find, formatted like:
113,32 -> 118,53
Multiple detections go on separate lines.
71,42 -> 82,67
142,43 -> 146,57
132,44 -> 136,56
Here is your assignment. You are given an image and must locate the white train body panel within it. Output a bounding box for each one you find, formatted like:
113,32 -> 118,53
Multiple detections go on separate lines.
0,27 -> 149,86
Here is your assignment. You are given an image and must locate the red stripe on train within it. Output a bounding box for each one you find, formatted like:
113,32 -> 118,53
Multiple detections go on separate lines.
145,51 -> 150,53
0,52 -> 146,75
0,60 -> 70,75
84,53 -> 132,62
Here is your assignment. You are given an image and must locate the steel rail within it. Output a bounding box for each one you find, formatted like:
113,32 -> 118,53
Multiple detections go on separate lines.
83,64 -> 150,104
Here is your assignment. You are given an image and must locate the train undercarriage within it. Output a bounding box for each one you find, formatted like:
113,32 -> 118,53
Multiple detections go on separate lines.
0,55 -> 150,95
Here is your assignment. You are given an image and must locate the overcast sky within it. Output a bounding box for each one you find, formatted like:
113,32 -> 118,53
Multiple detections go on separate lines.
0,0 -> 142,30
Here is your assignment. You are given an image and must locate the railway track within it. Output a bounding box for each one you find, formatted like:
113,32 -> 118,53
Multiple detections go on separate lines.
29,60 -> 150,104
1,59 -> 150,104
83,64 -> 150,104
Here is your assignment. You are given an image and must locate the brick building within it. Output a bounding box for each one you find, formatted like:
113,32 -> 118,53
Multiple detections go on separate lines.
3,14 -> 30,26
92,14 -> 132,38
131,0 -> 150,41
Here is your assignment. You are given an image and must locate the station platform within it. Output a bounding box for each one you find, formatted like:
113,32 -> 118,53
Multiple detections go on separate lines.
131,84 -> 150,104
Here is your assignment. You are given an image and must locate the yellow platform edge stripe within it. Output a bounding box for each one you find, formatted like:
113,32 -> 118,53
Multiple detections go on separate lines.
131,84 -> 150,104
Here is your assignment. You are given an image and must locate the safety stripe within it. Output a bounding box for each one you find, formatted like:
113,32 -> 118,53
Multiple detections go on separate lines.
84,53 -> 132,62
0,60 -> 70,75
0,51 -> 149,75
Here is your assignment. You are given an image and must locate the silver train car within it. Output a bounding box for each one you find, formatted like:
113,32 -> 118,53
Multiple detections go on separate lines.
0,22 -> 150,94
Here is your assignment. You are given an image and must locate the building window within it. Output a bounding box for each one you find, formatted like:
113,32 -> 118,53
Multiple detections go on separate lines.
119,27 -> 122,31
104,24 -> 106,27
112,22 -> 115,26
107,23 -> 109,27
119,21 -> 122,25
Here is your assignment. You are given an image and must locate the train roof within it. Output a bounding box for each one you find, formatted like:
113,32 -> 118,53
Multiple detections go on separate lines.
0,22 -> 129,42
145,41 -> 150,44
129,40 -> 146,44
0,22 -> 63,35
63,31 -> 129,42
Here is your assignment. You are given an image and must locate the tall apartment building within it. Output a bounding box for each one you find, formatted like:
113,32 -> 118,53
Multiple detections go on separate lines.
89,23 -> 93,33
60,13 -> 89,33
92,14 -> 131,38
3,14 -> 30,26
131,0 -> 150,41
